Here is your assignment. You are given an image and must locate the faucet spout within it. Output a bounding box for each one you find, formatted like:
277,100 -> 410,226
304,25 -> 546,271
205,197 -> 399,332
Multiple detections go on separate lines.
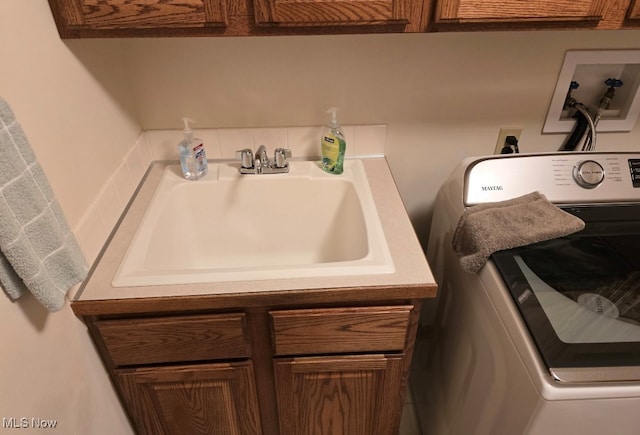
255,145 -> 269,171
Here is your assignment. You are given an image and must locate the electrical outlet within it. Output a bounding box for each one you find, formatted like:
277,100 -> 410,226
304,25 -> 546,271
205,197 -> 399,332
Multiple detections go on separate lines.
494,128 -> 522,154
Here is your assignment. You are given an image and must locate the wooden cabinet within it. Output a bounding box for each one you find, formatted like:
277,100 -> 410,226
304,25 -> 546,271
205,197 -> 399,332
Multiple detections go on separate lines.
47,0 -> 427,37
47,0 -> 230,37
81,302 -> 421,435
274,355 -> 404,435
431,0 -> 640,30
269,306 -> 412,434
47,0 -> 640,36
435,0 -> 607,25
629,0 -> 640,20
252,0 -> 423,31
95,313 -> 249,366
92,312 -> 260,435
118,363 -> 263,435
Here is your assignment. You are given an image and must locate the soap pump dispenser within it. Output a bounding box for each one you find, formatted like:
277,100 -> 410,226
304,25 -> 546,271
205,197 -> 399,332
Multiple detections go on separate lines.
178,117 -> 208,180
321,107 -> 346,175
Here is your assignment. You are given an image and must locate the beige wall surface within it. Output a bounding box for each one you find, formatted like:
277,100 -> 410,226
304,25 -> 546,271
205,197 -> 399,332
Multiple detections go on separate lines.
0,3 -> 141,228
120,30 -> 640,240
0,1 -> 137,434
2,0 -> 640,432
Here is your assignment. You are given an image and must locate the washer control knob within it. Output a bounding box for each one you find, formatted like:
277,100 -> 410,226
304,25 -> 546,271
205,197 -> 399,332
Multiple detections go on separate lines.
572,160 -> 605,189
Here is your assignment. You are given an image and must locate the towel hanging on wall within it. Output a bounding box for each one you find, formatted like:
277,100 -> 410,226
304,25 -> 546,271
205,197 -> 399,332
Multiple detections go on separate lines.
0,97 -> 87,312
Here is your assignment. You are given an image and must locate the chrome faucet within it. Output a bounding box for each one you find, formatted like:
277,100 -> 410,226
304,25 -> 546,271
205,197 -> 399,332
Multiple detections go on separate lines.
236,145 -> 291,174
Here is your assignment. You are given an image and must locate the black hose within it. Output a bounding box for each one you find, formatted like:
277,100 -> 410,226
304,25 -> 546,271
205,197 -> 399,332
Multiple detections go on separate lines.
559,110 -> 588,151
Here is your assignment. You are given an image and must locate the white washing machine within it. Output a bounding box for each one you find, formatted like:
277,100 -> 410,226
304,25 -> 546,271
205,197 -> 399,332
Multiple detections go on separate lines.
416,152 -> 640,435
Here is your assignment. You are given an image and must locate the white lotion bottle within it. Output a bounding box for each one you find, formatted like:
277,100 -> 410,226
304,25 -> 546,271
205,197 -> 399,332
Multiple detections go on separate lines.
178,117 -> 208,180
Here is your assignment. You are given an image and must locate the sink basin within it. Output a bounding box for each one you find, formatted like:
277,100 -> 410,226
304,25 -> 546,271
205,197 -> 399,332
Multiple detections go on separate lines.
112,160 -> 394,287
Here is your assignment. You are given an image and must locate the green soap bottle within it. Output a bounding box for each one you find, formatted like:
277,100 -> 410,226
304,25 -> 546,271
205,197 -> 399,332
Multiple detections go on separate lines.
321,107 -> 346,175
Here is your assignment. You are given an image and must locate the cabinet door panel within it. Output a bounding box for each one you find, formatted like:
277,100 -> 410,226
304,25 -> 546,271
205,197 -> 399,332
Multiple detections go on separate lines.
253,0 -> 414,27
436,0 -> 606,23
82,0 -> 226,27
274,355 -> 404,435
629,0 -> 640,20
50,0 -> 227,33
117,362 -> 262,435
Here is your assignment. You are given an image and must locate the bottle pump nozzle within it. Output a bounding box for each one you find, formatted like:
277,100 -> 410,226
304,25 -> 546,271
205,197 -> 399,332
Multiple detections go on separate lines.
326,107 -> 339,128
182,117 -> 195,141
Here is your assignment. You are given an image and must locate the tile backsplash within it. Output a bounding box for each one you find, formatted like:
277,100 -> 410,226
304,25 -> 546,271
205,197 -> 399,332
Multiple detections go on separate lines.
73,124 -> 386,268
74,134 -> 152,265
145,124 -> 386,161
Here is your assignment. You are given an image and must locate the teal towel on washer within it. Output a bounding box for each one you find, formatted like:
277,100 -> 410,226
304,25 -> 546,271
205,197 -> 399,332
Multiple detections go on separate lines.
0,97 -> 87,312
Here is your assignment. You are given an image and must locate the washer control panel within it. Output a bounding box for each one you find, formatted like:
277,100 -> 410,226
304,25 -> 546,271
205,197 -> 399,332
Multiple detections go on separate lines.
572,160 -> 605,189
464,152 -> 640,205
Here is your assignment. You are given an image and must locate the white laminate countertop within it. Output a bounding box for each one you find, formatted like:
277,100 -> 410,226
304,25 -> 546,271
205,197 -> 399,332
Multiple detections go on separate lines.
74,157 -> 435,302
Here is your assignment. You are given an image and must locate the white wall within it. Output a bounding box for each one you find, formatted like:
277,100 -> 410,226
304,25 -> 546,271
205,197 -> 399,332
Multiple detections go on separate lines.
0,1 -> 138,433
2,0 -> 640,433
119,30 -> 640,242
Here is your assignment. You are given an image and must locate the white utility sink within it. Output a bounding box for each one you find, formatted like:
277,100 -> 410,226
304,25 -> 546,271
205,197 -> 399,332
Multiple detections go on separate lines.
112,160 -> 394,287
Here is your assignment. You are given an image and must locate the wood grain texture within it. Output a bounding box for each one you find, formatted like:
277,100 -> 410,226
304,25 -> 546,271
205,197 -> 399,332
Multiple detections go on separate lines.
431,0 -> 640,30
270,305 -> 412,356
48,0 -> 421,36
48,0 -> 640,36
253,0 -> 405,26
82,299 -> 422,434
95,313 -> 249,366
118,362 -> 262,435
274,355 -> 404,435
629,0 -> 640,18
245,310 -> 281,435
438,0 -> 606,22
81,0 -> 227,28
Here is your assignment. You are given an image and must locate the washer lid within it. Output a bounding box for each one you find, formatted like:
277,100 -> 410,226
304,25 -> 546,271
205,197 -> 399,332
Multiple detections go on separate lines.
492,204 -> 640,382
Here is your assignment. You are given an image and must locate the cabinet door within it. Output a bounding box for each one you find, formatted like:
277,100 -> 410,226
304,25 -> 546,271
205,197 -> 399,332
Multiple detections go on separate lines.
274,354 -> 405,435
435,0 -> 607,24
48,0 -> 227,37
252,0 -> 421,30
629,0 -> 640,20
117,362 -> 262,435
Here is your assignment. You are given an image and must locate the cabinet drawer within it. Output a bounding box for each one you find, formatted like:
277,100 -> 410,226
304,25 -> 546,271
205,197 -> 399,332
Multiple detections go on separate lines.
270,306 -> 412,356
95,313 -> 249,366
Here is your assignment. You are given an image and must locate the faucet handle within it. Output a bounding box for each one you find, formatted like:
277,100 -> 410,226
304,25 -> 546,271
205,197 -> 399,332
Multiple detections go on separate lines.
274,148 -> 292,168
236,148 -> 254,169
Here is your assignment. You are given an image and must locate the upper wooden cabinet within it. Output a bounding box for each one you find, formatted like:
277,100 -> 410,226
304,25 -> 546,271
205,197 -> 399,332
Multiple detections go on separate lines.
431,0 -> 640,30
47,0 -> 640,38
47,0 -> 427,37
629,0 -> 640,20
253,0 -> 422,30
435,0 -> 607,24
48,0 -> 228,37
